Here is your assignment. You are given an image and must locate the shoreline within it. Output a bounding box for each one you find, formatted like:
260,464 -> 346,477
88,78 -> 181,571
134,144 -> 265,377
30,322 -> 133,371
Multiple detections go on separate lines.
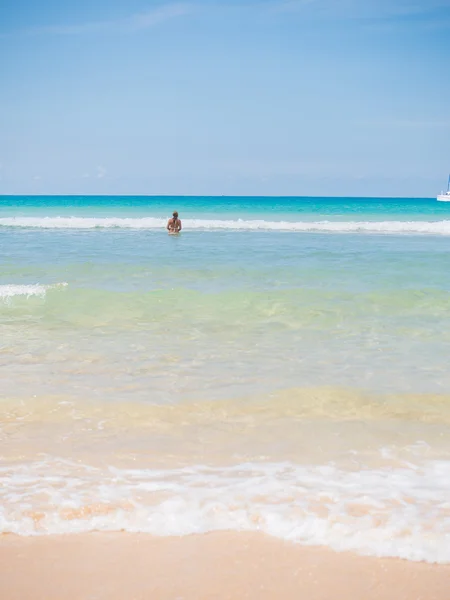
1,532 -> 448,600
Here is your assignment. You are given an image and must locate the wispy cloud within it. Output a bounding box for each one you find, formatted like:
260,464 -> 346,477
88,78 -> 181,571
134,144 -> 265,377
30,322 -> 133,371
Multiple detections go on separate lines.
20,3 -> 192,36
371,119 -> 450,128
269,0 -> 450,21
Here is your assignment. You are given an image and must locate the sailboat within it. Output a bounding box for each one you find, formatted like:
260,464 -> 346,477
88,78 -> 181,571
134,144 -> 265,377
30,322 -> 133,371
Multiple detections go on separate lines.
437,174 -> 450,201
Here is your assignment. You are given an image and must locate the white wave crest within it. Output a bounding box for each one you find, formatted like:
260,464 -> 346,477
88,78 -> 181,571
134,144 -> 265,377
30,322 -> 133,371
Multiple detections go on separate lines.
1,458 -> 450,563
0,283 -> 68,299
1,216 -> 450,234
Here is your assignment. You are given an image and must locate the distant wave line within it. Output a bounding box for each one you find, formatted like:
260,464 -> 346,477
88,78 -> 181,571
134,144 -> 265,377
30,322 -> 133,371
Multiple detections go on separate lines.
1,216 -> 450,234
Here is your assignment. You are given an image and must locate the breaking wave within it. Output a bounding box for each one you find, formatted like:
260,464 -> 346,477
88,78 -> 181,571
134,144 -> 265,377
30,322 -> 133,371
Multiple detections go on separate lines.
0,283 -> 68,299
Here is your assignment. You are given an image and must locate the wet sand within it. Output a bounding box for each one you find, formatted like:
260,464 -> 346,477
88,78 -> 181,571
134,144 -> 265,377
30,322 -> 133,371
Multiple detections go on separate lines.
0,532 -> 448,600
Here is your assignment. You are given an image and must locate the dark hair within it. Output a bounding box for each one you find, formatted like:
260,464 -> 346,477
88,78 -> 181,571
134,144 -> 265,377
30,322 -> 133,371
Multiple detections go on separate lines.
173,211 -> 178,218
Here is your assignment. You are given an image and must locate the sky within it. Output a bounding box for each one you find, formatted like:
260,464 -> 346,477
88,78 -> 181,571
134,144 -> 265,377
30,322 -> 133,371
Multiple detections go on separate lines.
1,0 -> 449,196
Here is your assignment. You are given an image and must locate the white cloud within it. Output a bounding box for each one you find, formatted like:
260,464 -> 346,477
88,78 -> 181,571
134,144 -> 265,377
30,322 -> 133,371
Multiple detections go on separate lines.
23,3 -> 192,36
96,166 -> 107,179
394,119 -> 450,128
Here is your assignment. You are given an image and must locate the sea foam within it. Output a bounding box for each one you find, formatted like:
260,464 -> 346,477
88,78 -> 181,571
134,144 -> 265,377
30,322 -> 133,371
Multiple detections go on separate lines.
1,458 -> 449,563
0,283 -> 68,299
1,216 -> 450,234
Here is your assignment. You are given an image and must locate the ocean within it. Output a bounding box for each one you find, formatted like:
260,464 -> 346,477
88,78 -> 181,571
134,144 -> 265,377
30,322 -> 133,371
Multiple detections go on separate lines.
1,195 -> 450,563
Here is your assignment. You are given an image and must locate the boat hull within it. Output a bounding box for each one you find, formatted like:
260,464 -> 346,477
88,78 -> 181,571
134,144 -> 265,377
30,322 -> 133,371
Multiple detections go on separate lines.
437,194 -> 450,201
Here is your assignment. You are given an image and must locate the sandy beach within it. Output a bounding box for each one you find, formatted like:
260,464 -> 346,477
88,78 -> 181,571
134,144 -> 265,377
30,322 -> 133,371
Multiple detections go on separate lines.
1,532 -> 449,600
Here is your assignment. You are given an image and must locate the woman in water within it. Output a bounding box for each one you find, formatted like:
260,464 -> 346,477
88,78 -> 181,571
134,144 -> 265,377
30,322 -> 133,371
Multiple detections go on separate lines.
167,211 -> 182,233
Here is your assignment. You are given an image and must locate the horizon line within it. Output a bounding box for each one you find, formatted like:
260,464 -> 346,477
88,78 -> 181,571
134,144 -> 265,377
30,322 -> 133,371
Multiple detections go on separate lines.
0,194 -> 437,200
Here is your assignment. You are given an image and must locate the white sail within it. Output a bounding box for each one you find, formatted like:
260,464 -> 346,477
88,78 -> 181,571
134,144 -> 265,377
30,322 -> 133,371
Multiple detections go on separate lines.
437,173 -> 450,201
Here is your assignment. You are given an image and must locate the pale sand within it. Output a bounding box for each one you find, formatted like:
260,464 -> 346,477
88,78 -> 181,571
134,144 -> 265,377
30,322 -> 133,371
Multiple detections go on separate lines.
0,533 -> 449,600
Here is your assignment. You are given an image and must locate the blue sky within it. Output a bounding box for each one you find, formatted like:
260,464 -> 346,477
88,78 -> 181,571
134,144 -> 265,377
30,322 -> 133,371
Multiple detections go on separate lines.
1,0 -> 449,196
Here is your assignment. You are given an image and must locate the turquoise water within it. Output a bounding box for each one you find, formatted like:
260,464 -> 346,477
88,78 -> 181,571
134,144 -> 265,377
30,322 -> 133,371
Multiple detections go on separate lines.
1,195 -> 450,559
2,195 -> 450,397
2,194 -> 450,221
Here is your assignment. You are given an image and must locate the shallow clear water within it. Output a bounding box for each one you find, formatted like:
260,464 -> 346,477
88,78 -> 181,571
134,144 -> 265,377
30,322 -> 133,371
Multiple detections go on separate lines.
1,195 -> 450,562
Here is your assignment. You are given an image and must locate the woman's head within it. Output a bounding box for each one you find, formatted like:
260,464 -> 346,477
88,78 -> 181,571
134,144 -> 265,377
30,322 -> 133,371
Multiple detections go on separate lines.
173,211 -> 179,219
